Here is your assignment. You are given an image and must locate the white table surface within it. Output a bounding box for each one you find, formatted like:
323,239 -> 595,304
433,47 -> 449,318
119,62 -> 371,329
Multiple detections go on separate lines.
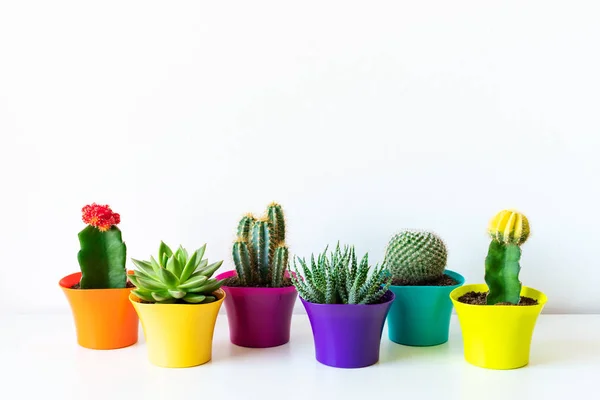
2,313 -> 598,400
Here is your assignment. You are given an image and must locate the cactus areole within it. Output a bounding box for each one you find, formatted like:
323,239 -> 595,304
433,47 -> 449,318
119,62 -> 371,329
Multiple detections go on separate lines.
77,203 -> 127,289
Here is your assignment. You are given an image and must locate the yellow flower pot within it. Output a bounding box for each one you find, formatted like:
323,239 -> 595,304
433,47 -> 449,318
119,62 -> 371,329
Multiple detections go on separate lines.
450,283 -> 547,370
130,289 -> 225,368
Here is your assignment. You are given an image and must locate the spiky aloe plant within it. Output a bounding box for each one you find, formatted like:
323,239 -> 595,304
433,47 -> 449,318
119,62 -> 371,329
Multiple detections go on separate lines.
485,210 -> 530,305
77,203 -> 127,289
383,230 -> 448,285
129,242 -> 224,304
232,202 -> 289,287
290,244 -> 392,304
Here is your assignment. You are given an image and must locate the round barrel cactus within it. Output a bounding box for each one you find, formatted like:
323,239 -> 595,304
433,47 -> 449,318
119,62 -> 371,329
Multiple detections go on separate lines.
383,230 -> 447,284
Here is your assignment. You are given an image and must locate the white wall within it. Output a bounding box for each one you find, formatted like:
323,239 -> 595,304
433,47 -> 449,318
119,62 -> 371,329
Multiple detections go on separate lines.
1,0 -> 599,314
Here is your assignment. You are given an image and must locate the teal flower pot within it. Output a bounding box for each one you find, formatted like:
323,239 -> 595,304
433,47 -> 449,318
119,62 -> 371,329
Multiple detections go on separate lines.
386,270 -> 465,346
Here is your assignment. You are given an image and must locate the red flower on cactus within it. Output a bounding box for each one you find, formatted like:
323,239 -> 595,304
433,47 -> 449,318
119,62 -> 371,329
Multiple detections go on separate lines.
82,203 -> 120,231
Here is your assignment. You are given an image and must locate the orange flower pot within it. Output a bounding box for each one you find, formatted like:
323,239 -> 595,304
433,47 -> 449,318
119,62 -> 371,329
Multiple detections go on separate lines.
59,272 -> 139,349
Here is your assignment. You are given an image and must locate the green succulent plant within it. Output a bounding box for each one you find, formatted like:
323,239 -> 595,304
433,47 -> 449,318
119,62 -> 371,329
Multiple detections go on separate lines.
129,242 -> 224,304
383,230 -> 448,285
290,243 -> 392,305
232,202 -> 289,287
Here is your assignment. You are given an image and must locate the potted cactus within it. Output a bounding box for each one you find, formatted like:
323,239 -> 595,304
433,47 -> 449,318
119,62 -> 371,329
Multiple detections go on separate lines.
215,202 -> 297,348
128,242 -> 225,368
59,203 -> 139,350
290,244 -> 394,368
383,230 -> 465,346
450,210 -> 547,369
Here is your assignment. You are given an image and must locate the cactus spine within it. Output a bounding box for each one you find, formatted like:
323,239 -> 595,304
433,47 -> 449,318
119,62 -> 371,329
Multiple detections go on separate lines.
485,210 -> 530,305
232,202 -> 289,287
383,230 -> 447,285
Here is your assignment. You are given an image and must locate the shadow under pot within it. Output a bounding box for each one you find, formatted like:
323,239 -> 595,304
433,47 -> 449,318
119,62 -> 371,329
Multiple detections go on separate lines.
450,283 -> 547,370
301,290 -> 395,368
59,272 -> 139,350
216,270 -> 297,348
386,270 -> 465,346
129,289 -> 225,368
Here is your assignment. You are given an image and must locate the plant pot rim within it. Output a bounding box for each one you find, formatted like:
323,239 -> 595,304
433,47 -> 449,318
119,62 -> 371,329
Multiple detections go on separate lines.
390,269 -> 465,290
59,271 -> 135,292
215,270 -> 297,294
450,283 -> 548,308
299,290 -> 395,308
129,289 -> 226,307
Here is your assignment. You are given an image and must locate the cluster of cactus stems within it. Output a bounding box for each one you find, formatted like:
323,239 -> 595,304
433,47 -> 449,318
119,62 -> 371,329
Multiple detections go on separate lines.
383,230 -> 448,285
130,242 -> 223,304
485,210 -> 530,305
290,243 -> 392,305
77,204 -> 127,289
232,203 -> 289,287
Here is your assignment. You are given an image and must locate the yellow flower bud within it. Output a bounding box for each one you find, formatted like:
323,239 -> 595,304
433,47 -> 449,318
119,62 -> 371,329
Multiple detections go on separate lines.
488,210 -> 530,245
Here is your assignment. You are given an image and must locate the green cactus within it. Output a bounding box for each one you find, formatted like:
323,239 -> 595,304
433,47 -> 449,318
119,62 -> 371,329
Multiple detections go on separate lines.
290,243 -> 392,305
237,214 -> 255,240
78,226 -> 127,289
232,202 -> 289,287
252,219 -> 272,283
77,203 -> 127,289
383,230 -> 447,285
129,242 -> 224,304
267,203 -> 285,243
485,210 -> 529,305
232,240 -> 253,284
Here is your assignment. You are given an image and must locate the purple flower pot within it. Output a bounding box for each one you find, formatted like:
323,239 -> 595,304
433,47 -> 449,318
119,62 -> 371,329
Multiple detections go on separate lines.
300,290 -> 395,368
216,270 -> 297,348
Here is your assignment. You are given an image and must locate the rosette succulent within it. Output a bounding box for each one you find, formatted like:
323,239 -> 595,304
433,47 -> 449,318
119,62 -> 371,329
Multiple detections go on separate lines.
290,243 -> 392,304
130,242 -> 224,304
485,210 -> 530,305
77,203 -> 127,289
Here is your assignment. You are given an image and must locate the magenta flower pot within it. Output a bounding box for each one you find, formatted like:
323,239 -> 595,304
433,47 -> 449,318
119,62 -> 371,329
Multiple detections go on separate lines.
216,270 -> 297,348
300,290 -> 395,368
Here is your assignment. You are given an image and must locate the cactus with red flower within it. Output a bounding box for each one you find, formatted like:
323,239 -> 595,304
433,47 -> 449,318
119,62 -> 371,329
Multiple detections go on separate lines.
77,203 -> 127,289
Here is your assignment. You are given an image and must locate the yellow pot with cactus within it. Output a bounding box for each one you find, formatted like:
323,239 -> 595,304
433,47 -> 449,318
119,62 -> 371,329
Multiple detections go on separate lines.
129,241 -> 226,368
450,210 -> 547,370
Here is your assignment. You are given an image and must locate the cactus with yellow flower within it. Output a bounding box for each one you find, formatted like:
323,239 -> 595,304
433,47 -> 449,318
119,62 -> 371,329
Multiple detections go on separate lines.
485,210 -> 530,305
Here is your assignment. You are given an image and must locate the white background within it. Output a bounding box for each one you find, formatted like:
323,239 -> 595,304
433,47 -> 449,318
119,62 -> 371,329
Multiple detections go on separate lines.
1,0 -> 599,314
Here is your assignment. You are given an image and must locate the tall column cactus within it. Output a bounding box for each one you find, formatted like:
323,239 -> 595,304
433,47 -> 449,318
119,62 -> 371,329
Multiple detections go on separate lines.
485,210 -> 530,305
232,202 -> 289,287
77,204 -> 127,289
